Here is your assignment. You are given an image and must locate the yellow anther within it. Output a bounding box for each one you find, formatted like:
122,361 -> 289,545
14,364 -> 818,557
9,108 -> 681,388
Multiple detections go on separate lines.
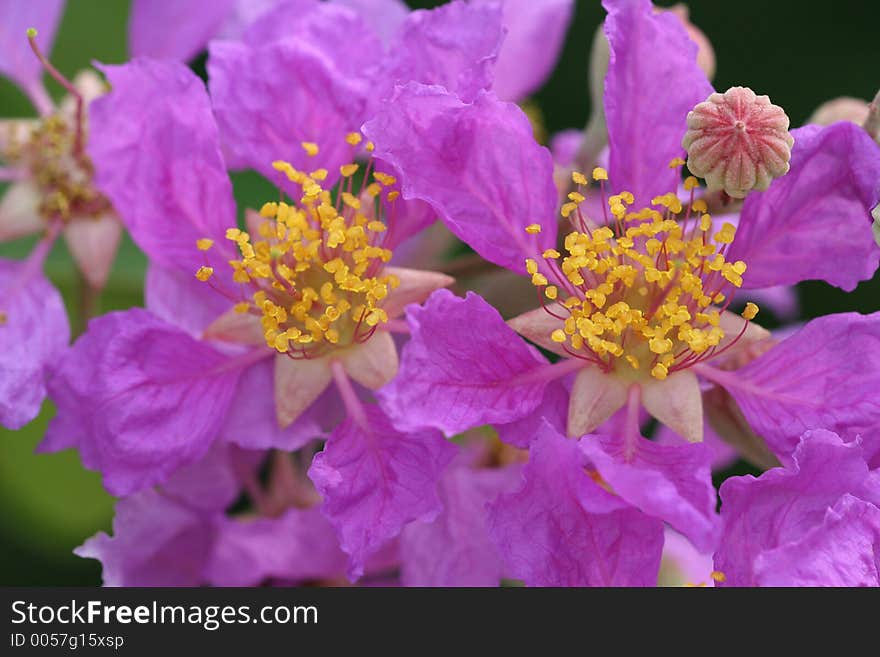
525,223 -> 542,234
387,190 -> 400,202
551,329 -> 567,343
543,249 -> 561,259
561,202 -> 578,218
651,363 -> 669,380
710,571 -> 727,583
568,192 -> 585,203
234,302 -> 250,314
625,355 -> 640,370
367,221 -> 387,232
592,167 -> 608,181
532,273 -> 548,286
341,192 -> 361,209
649,337 -> 674,354
340,163 -> 359,177
373,172 -> 397,186
742,302 -> 759,321
669,157 -> 686,168
196,266 -> 214,282
714,222 -> 737,244
691,199 -> 708,213
365,141 -> 375,152
572,171 -> 588,185
346,132 -> 362,146
525,259 -> 538,275
684,176 -> 700,191
545,286 -> 558,300
301,141 -> 319,156
226,228 -> 243,241
196,238 -> 214,251
309,168 -> 328,181
699,214 -> 712,232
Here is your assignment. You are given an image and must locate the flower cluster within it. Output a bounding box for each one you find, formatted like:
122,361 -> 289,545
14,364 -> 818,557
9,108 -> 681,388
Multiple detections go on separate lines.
2,0 -> 880,588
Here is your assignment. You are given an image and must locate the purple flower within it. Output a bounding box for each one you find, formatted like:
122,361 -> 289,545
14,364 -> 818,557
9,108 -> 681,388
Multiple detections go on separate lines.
715,430 -> 880,587
367,0 -> 880,464
40,57 -> 453,503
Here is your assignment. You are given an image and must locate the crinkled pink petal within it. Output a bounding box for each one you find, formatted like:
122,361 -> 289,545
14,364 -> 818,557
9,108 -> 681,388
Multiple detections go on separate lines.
206,507 -> 348,586
88,59 -> 236,275
715,430 -> 880,586
487,422 -> 664,586
161,442 -> 248,513
481,0 -> 574,102
579,432 -> 720,552
728,123 -> 880,291
364,83 -> 558,274
378,290 -> 549,435
381,0 -> 503,104
40,309 -> 243,496
0,258 -> 69,429
207,37 -> 368,186
401,458 -> 521,587
308,405 -> 456,580
497,377 -> 571,448
333,0 -> 408,46
655,419 -> 738,472
128,0 -> 235,62
700,312 -> 880,464
602,0 -> 713,205
75,489 -> 218,586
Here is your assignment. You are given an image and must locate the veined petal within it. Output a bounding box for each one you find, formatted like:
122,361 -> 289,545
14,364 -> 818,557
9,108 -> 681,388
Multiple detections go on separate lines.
308,405 -> 456,580
729,123 -> 880,291
274,352 -> 333,429
381,0 -> 503,104
378,290 -> 549,435
333,0 -> 408,46
641,370 -> 703,443
145,263 -> 231,337
203,307 -> 264,345
580,433 -> 719,552
340,330 -> 398,390
487,422 -> 664,587
40,309 -> 242,496
602,0 -> 712,204
62,214 -> 122,290
568,366 -> 628,438
364,83 -> 558,274
0,258 -> 69,429
698,312 -> 880,464
381,266 -> 454,319
88,59 -> 236,274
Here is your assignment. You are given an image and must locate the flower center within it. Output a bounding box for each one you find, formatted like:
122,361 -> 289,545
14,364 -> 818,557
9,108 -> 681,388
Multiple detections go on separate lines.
527,161 -> 758,381
2,115 -> 111,222
197,137 -> 401,359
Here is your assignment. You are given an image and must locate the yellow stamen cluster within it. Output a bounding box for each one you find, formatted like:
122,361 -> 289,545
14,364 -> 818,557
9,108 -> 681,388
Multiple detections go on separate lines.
1,115 -> 111,222
531,164 -> 758,380
198,155 -> 401,356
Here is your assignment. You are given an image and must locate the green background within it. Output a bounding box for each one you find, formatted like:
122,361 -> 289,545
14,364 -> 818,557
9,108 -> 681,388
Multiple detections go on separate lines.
1,0 -> 878,585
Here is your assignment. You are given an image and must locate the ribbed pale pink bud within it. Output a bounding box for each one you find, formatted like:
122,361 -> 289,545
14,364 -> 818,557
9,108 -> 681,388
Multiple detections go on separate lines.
808,97 -> 870,127
682,87 -> 794,198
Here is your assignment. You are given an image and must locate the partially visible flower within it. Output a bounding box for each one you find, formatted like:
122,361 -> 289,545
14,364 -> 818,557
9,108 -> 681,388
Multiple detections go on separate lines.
657,529 -> 717,587
714,430 -> 880,587
809,88 -> 880,145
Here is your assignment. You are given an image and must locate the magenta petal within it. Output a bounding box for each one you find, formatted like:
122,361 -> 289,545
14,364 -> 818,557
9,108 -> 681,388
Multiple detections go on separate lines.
715,430 -> 880,587
145,264 -> 229,336
364,83 -> 558,274
206,507 -> 348,586
496,377 -> 570,448
487,422 -> 664,586
579,433 -> 720,552
382,0 -> 503,104
753,495 -> 880,587
75,489 -> 218,586
400,458 -> 521,587
729,123 -> 880,291
703,312 -> 880,464
333,0 -> 408,46
207,36 -> 370,182
88,59 -> 236,274
487,0 -> 574,102
0,259 -> 70,429
603,0 -> 713,204
128,0 -> 235,62
41,309 -> 243,496
160,442 -> 247,513
308,405 -> 456,580
0,0 -> 65,99
220,357 -> 320,451
379,290 -> 549,435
